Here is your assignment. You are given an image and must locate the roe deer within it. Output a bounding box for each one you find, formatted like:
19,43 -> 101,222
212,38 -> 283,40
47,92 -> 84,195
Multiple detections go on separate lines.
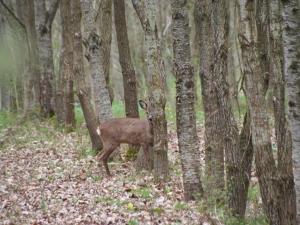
97,100 -> 153,176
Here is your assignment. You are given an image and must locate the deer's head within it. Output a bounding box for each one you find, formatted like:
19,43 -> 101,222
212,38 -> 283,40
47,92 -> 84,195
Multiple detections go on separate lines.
139,100 -> 153,124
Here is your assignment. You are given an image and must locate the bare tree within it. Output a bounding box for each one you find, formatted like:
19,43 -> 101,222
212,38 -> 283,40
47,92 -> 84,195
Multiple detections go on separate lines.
171,0 -> 203,200
23,0 -> 40,114
268,0 -> 297,223
96,0 -> 114,102
281,0 -> 300,222
114,0 -> 146,167
194,1 -> 217,186
132,0 -> 169,181
113,0 -> 139,119
194,0 -> 235,193
238,0 -> 297,223
59,0 -> 75,129
72,0 -> 102,151
81,0 -> 112,123
34,0 -> 60,117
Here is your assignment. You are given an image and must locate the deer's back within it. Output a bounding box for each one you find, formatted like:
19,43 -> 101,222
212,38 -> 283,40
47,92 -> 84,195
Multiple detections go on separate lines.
99,118 -> 153,145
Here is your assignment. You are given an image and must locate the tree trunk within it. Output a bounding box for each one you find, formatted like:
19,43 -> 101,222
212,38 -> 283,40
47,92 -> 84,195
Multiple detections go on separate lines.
113,0 -> 139,119
238,0 -> 283,223
194,0 -> 226,191
81,0 -> 112,123
34,0 -> 59,117
60,0 -> 75,129
281,0 -> 300,223
114,0 -> 143,167
132,0 -> 169,181
0,86 -> 10,111
25,0 -> 40,110
171,0 -> 204,201
227,0 -> 240,107
97,0 -> 114,103
72,0 -> 103,151
235,111 -> 254,217
23,0 -> 38,114
56,48 -> 66,123
270,1 -> 297,224
194,0 -> 218,187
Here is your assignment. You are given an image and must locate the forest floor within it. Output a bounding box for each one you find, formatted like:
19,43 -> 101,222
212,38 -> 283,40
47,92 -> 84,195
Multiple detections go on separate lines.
0,118 -> 226,225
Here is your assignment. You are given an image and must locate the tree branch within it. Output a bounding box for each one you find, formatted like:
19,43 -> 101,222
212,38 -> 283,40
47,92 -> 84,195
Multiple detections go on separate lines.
0,0 -> 26,30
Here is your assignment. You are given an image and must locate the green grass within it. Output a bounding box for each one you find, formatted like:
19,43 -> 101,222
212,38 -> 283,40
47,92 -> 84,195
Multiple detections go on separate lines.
247,184 -> 260,203
174,201 -> 188,211
79,147 -> 98,158
0,111 -> 17,131
128,219 -> 139,225
133,187 -> 153,199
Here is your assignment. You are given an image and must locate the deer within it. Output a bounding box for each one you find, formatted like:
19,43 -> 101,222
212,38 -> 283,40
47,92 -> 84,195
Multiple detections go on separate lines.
96,100 -> 154,176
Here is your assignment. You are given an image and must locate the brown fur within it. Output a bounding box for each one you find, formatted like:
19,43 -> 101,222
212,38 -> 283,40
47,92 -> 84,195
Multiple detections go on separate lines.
97,118 -> 153,176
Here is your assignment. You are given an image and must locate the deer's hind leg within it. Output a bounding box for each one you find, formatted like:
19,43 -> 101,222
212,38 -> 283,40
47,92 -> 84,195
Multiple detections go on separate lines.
98,143 -> 118,176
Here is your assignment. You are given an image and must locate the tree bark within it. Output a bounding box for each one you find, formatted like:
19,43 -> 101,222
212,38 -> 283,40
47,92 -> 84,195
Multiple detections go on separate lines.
281,0 -> 300,223
114,0 -> 143,166
194,0 -> 222,188
34,0 -> 59,117
194,0 -> 230,192
81,0 -> 112,123
60,0 -> 75,129
97,0 -> 114,103
25,0 -> 40,110
72,0 -> 103,151
113,0 -> 139,119
269,1 -> 297,224
132,0 -> 169,181
56,47 -> 66,123
238,0 -> 285,223
23,0 -> 38,113
171,0 -> 204,201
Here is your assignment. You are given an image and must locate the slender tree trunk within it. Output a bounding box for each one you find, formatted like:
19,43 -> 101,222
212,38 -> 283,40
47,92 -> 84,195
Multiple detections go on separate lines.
114,0 -> 144,167
25,0 -> 40,109
34,0 -> 59,117
1,86 -> 10,111
23,0 -> 37,113
132,0 -> 169,181
234,111 -> 254,217
171,0 -> 203,200
194,0 -> 222,188
238,0 -> 285,223
113,0 -> 139,119
97,0 -> 114,103
60,0 -> 75,129
208,0 -> 247,217
194,0 -> 229,192
227,0 -> 240,106
72,0 -> 103,152
281,0 -> 300,223
81,0 -> 112,123
270,1 -> 297,223
56,49 -> 66,123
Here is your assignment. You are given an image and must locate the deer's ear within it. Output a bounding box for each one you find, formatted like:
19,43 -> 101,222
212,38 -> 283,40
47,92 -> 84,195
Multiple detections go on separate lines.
139,100 -> 147,110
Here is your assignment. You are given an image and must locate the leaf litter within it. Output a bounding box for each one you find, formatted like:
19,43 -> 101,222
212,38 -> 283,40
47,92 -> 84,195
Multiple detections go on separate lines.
0,121 -> 220,225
